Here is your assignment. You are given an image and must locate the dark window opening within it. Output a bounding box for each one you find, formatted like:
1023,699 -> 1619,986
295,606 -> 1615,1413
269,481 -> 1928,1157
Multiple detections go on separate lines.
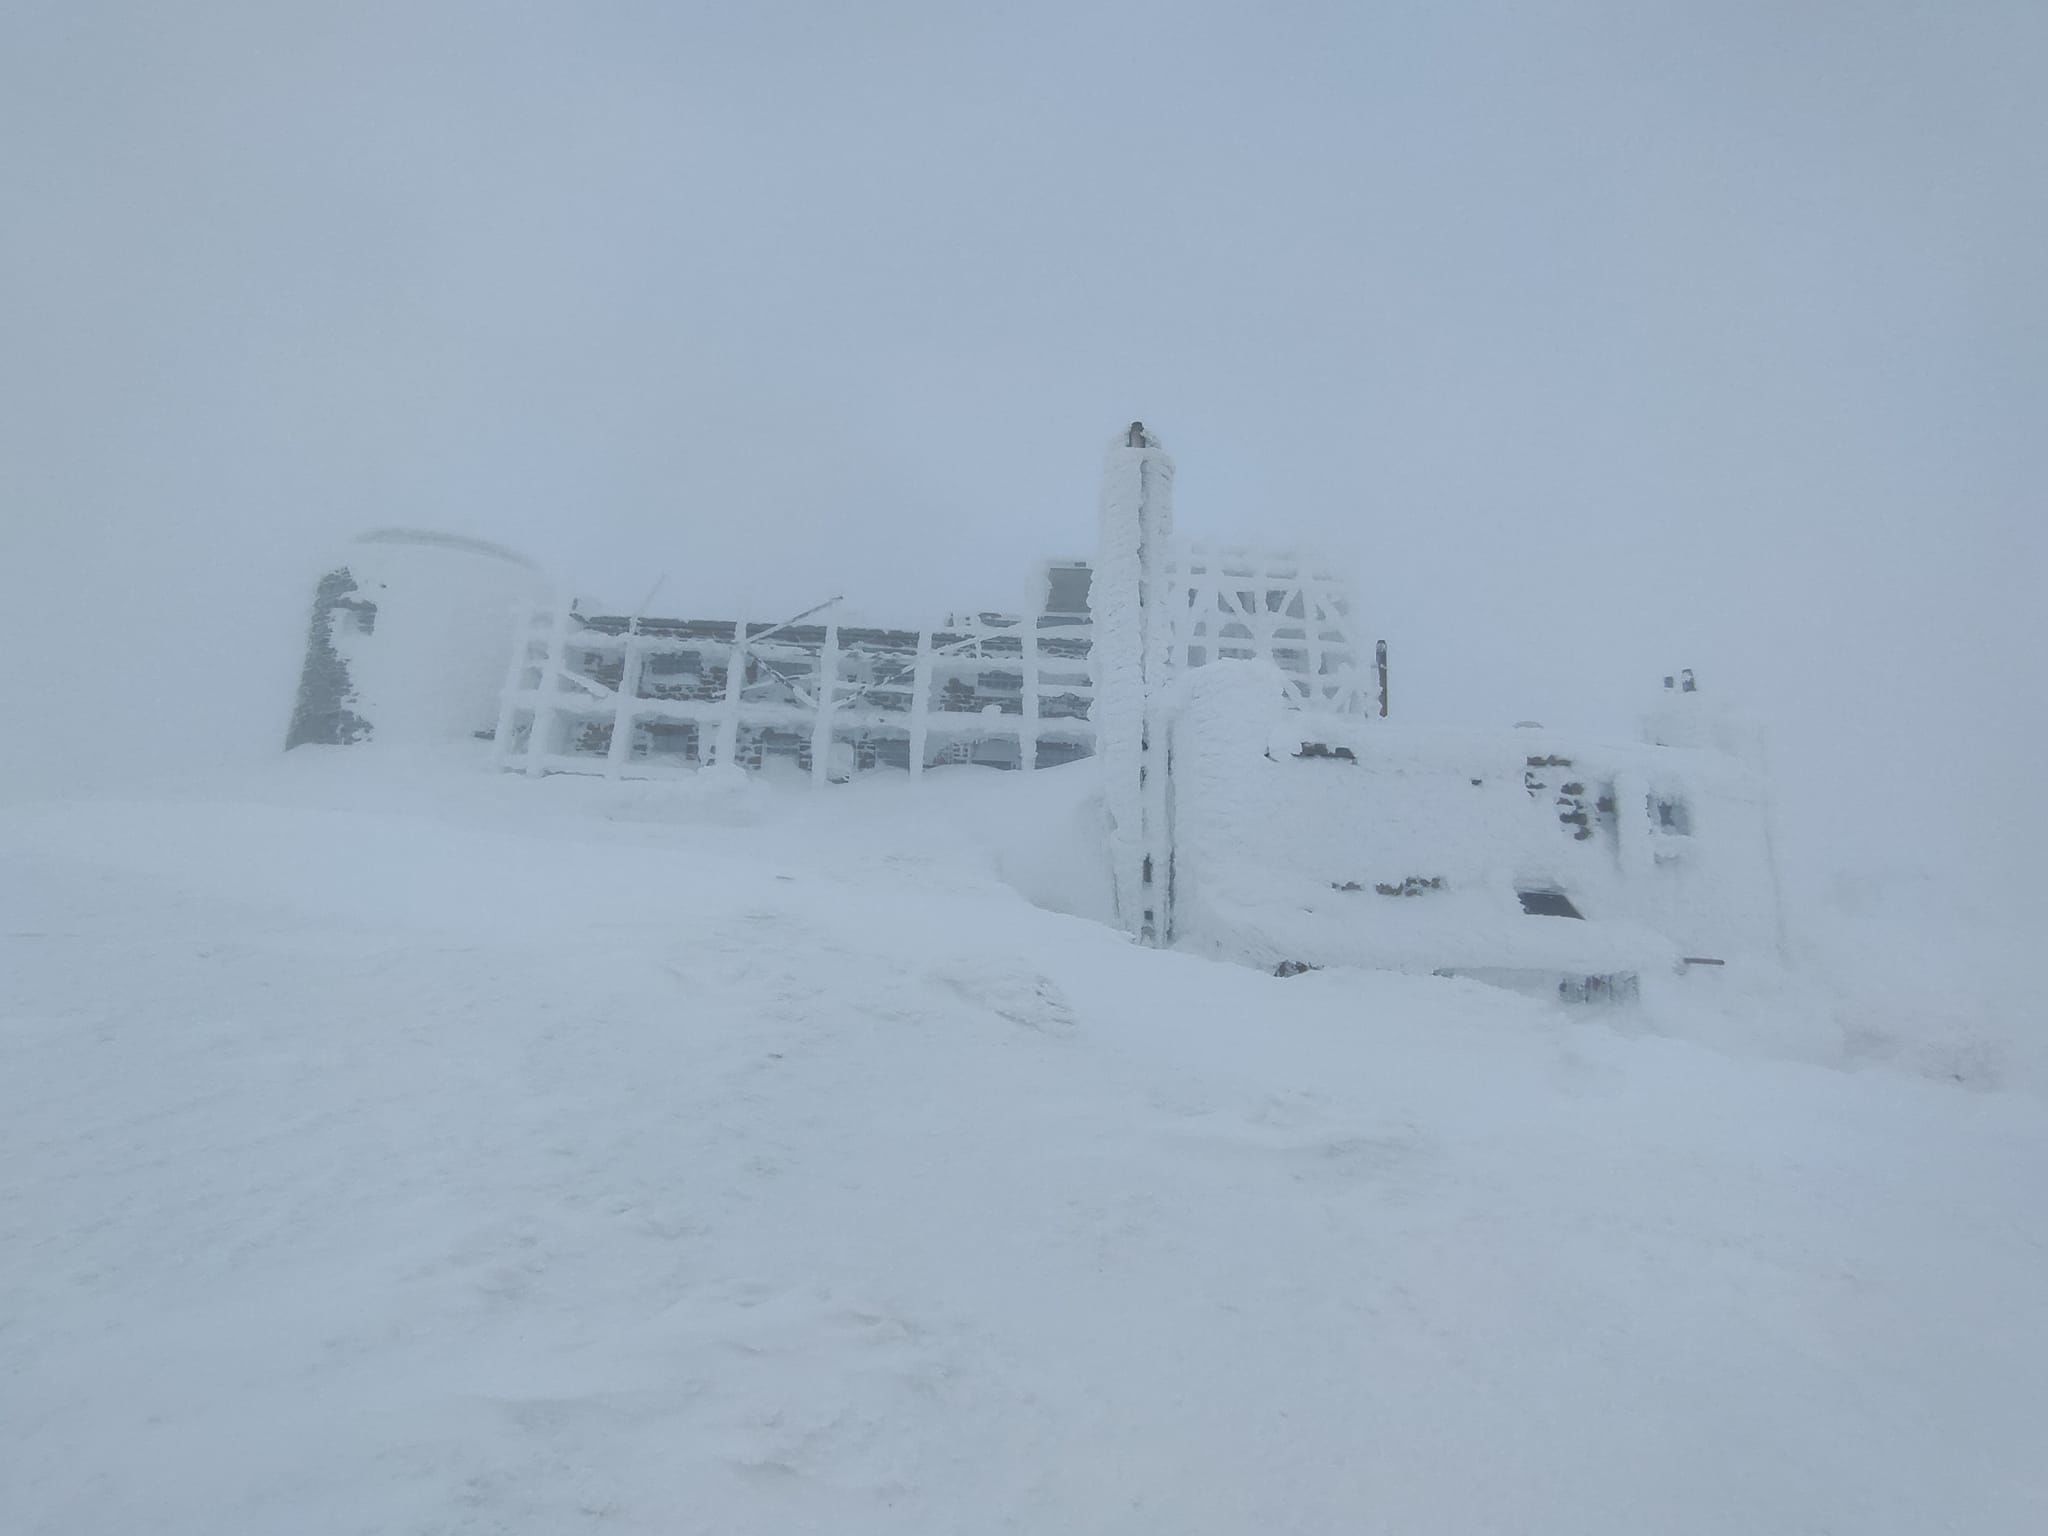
1653,796 -> 1693,835
1517,889 -> 1584,919
1044,564 -> 1092,617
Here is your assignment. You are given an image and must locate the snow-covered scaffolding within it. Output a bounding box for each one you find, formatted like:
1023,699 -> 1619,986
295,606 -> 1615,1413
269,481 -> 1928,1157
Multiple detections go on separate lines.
477,415 -> 1378,804
490,601 -> 1099,781
1171,544 -> 1373,714
284,422 -> 1381,862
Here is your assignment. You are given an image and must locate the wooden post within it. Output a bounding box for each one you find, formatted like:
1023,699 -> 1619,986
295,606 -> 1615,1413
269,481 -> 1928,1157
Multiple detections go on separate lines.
527,599 -> 574,777
493,600 -> 536,772
1019,611 -> 1040,774
714,616 -> 747,768
908,626 -> 933,778
1301,569 -> 1326,706
605,627 -> 644,779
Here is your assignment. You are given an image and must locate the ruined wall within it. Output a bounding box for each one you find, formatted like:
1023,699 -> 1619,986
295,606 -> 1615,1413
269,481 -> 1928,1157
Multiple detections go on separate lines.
284,568 -> 375,748
286,530 -> 547,752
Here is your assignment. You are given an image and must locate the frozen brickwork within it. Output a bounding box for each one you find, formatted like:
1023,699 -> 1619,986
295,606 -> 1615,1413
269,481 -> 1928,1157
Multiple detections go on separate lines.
285,568 -> 376,748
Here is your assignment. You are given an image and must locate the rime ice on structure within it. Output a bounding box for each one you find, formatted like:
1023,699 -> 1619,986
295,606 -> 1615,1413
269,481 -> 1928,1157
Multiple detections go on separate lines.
286,529 -> 546,751
282,426 -> 1783,1001
486,601 -> 1102,782
1170,546 -> 1371,715
1164,662 -> 1784,996
1091,422 -> 1176,943
295,439 -> 1371,798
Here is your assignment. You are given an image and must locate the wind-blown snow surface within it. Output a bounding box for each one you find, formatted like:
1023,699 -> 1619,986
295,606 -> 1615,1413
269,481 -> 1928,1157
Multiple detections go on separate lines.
4,751 -> 2044,1535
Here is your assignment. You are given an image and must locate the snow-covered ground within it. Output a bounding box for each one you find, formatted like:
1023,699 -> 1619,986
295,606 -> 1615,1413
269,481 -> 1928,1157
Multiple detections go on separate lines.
4,748 -> 2043,1534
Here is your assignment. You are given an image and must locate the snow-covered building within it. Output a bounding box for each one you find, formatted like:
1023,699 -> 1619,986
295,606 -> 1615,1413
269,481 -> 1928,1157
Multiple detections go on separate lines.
285,424 -> 1782,1001
1064,422 -> 1782,994
1162,660 -> 1783,1000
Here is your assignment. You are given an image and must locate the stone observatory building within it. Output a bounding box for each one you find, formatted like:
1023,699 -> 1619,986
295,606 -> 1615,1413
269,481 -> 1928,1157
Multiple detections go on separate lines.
286,528 -> 549,752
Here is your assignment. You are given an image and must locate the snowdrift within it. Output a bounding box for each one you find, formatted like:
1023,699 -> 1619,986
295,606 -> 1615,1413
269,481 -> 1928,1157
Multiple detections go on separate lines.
3,751 -> 2042,1534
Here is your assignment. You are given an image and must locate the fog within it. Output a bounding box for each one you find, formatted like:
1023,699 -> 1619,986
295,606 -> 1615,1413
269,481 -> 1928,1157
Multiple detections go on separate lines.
8,14 -> 2048,1524
4,1 -> 2041,910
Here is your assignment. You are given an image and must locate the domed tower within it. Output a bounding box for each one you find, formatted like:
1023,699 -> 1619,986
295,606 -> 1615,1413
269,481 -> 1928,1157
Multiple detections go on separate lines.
285,529 -> 549,751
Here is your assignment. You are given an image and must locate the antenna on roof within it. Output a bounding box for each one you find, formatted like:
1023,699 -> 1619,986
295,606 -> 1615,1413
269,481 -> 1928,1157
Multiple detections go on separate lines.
630,572 -> 668,623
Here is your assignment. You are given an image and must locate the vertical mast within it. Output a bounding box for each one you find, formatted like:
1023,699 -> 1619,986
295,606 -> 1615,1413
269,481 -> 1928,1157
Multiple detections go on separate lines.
1092,421 -> 1176,943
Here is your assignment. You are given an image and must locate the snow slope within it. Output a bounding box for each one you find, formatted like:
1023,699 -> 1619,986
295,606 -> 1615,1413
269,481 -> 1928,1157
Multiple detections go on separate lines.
4,749 -> 2044,1534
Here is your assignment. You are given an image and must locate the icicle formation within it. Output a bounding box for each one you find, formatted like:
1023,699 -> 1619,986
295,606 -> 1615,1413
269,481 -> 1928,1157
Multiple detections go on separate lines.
1092,421 -> 1177,942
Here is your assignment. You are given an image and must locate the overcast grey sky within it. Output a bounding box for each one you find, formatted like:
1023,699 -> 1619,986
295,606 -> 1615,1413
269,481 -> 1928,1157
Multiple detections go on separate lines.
3,1 -> 2041,899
